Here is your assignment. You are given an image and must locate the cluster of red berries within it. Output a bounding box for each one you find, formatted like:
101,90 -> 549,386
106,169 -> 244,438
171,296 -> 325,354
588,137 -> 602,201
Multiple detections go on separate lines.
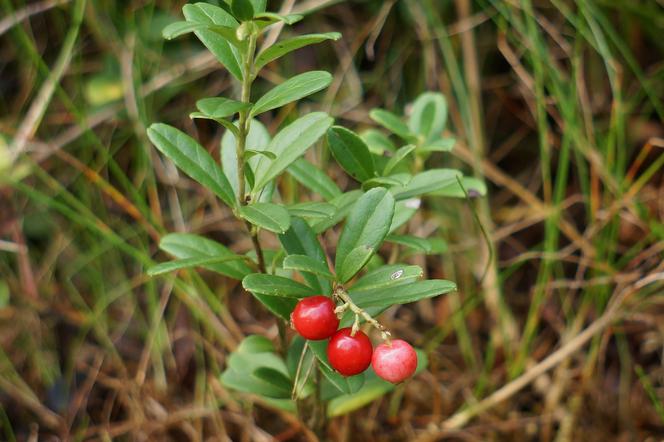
290,296 -> 417,383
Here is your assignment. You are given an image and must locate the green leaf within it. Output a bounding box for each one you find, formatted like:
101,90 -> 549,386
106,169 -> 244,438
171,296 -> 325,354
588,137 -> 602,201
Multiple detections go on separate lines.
350,279 -> 456,309
221,119 -> 271,199
363,174 -> 412,190
385,234 -> 437,254
183,3 -> 242,81
253,294 -> 297,320
189,112 -> 239,137
287,201 -> 336,220
327,126 -> 375,183
308,341 -> 365,395
196,97 -> 251,119
231,0 -> 254,21
253,12 -> 303,29
369,109 -> 416,142
242,273 -> 318,298
147,123 -> 237,208
287,159 -> 342,201
382,144 -> 416,176
279,217 -> 331,294
389,199 -> 420,233
253,367 -> 292,393
419,137 -> 455,153
254,33 -> 341,71
252,112 -> 333,192
361,129 -> 395,155
351,264 -> 423,292
147,255 -> 249,276
221,335 -> 292,398
162,21 -> 205,40
159,233 -> 252,280
239,335 -> 275,353
249,0 -> 267,13
283,254 -> 334,280
245,149 -> 276,160
391,168 -> 461,200
239,202 -> 291,233
312,190 -> 363,233
408,92 -> 447,144
432,176 -> 487,198
337,246 -> 375,284
251,71 -> 332,117
335,188 -> 395,283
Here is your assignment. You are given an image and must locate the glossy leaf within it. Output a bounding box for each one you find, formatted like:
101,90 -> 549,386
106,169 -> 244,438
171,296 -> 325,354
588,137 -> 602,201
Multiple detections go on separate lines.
308,341 -> 365,395
283,254 -> 334,279
335,188 -> 395,283
162,21 -> 206,40
159,233 -> 252,280
251,71 -> 332,117
253,12 -> 303,29
432,176 -> 487,198
147,255 -> 250,276
231,0 -> 254,21
254,33 -> 341,71
279,217 -> 331,294
242,273 -> 318,298
419,138 -> 455,153
361,129 -> 395,155
239,202 -> 291,233
350,279 -> 456,308
221,335 -> 292,399
252,112 -> 333,192
389,198 -> 420,233
408,92 -> 447,143
287,159 -> 342,201
391,168 -> 461,200
147,123 -> 237,208
369,108 -> 415,142
195,97 -> 251,119
287,201 -> 336,219
189,112 -> 239,137
249,0 -> 267,13
385,234 -> 436,254
363,173 -> 412,190
382,144 -> 416,176
327,126 -> 375,182
351,264 -> 423,292
253,367 -> 292,393
183,3 -> 242,80
313,190 -> 363,233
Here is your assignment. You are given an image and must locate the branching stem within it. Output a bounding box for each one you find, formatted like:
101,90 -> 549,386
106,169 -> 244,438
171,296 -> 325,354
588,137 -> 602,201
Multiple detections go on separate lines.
333,284 -> 391,341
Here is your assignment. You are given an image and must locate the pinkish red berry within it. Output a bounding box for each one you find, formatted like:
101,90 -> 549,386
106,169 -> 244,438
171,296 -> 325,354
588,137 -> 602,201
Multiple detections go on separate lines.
371,339 -> 417,383
291,296 -> 339,340
327,327 -> 372,376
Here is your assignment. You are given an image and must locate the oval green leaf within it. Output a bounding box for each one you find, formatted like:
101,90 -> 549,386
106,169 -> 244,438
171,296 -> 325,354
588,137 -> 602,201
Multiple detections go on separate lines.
147,123 -> 237,208
251,71 -> 332,117
327,126 -> 375,183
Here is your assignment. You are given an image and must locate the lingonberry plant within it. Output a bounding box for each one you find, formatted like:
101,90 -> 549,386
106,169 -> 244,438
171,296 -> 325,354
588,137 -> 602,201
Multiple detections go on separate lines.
147,0 -> 485,434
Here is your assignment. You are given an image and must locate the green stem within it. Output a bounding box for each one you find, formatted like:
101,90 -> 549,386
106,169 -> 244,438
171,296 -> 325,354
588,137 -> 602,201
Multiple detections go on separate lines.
236,32 -> 257,206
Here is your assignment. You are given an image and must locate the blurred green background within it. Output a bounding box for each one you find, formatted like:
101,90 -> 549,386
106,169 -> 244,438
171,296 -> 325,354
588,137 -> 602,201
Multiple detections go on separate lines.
1,0 -> 663,440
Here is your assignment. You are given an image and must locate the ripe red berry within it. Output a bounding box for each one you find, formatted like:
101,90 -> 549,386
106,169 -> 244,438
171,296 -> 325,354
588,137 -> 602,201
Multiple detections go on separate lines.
327,327 -> 373,376
290,296 -> 339,340
371,339 -> 417,383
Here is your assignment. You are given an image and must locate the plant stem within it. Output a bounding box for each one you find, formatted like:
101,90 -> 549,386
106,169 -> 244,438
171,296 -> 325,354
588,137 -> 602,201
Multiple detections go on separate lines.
236,33 -> 257,206
333,285 -> 391,340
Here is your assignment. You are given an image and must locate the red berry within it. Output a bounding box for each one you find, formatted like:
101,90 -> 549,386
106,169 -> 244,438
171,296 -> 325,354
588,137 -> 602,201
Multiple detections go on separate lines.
371,339 -> 417,383
327,327 -> 373,376
290,296 -> 339,340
